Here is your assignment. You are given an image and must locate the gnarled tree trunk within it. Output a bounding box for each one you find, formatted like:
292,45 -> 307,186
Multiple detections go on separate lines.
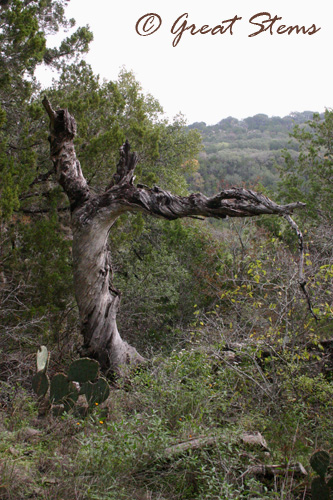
43,98 -> 305,375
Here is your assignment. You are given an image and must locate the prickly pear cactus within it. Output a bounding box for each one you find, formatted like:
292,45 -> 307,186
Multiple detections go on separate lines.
50,373 -> 79,410
32,347 -> 110,414
36,345 -> 49,373
311,477 -> 330,500
81,377 -> 110,407
67,358 -> 99,383
32,371 -> 49,398
310,450 -> 330,478
50,373 -> 70,404
63,381 -> 79,411
310,450 -> 332,500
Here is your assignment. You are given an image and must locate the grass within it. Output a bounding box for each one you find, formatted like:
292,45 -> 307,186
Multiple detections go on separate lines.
0,340 -> 332,499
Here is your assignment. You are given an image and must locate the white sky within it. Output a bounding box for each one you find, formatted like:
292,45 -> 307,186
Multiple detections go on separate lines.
37,0 -> 333,125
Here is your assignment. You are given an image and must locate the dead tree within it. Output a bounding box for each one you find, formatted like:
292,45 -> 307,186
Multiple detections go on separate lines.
42,98 -> 305,375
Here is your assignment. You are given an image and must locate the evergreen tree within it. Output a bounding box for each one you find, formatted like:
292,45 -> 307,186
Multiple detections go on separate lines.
0,0 -> 92,348
278,110 -> 333,222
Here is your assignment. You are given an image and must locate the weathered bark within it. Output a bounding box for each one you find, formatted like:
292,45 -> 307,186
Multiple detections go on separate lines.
42,98 -> 305,375
42,99 -> 144,375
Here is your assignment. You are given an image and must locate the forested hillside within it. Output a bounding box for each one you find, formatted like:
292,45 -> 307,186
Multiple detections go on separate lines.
187,112 -> 322,194
0,2 -> 332,499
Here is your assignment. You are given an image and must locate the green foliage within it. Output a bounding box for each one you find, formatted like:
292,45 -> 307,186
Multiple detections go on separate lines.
0,0 -> 93,353
111,216 -> 223,349
46,63 -> 201,196
0,157 -> 20,219
0,0 -> 93,218
4,335 -> 333,499
69,340 -> 332,499
278,109 -> 333,222
0,0 -> 92,77
1,213 -> 75,348
187,112 -> 315,195
0,0 -> 45,76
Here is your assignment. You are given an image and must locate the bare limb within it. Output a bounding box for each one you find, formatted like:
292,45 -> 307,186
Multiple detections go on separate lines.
29,167 -> 54,187
215,352 -> 275,402
98,183 -> 306,222
106,140 -> 138,189
283,214 -> 319,321
42,96 -> 56,128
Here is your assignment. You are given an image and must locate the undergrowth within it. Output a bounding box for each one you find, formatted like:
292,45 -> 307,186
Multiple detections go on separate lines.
0,338 -> 331,499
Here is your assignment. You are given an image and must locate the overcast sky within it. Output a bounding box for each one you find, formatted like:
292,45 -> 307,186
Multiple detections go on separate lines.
38,0 -> 333,125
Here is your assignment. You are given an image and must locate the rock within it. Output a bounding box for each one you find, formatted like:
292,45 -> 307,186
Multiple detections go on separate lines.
22,427 -> 43,441
8,447 -> 19,457
241,431 -> 269,451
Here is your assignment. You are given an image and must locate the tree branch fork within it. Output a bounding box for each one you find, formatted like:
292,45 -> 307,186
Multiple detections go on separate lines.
42,97 -> 305,224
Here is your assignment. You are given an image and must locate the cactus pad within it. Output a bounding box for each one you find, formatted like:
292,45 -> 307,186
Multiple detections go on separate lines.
50,373 -> 69,404
311,476 -> 329,500
67,358 -> 99,383
81,377 -> 110,406
32,371 -> 49,398
63,382 -> 79,411
36,345 -> 49,373
310,450 -> 330,478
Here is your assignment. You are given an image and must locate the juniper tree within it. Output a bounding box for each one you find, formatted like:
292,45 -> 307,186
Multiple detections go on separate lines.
0,0 -> 92,219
